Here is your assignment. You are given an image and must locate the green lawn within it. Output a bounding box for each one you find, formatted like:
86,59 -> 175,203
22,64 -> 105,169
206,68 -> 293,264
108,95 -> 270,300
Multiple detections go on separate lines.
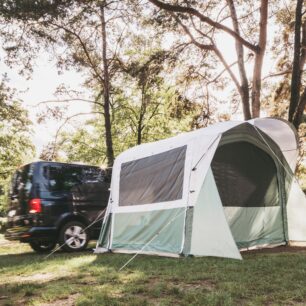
1,236 -> 306,305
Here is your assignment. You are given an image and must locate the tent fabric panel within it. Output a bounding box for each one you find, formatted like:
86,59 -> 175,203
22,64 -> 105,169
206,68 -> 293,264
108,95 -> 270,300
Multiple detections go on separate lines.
182,207 -> 194,255
224,207 -> 285,248
111,208 -> 185,254
211,141 -> 279,207
190,168 -> 241,259
250,118 -> 299,171
111,139 -> 194,213
287,180 -> 306,241
119,146 -> 186,206
110,249 -> 180,257
96,213 -> 112,249
188,135 -> 221,207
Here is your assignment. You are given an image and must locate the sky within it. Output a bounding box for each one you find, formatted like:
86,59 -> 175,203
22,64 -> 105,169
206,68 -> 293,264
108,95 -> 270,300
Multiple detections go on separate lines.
0,51 -> 92,156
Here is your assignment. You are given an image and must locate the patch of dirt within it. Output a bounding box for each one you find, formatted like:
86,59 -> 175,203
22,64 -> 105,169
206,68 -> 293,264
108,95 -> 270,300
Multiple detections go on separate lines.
39,293 -> 81,306
172,280 -> 215,291
1,272 -> 77,286
147,276 -> 215,291
0,239 -> 16,247
18,273 -> 56,283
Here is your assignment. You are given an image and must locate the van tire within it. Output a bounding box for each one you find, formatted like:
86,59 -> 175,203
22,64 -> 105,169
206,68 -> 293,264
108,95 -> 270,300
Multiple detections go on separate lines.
29,241 -> 56,253
59,221 -> 89,252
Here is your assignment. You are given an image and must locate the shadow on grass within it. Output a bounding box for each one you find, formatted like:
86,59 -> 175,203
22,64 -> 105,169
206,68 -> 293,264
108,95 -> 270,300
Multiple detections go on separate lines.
2,246 -> 306,305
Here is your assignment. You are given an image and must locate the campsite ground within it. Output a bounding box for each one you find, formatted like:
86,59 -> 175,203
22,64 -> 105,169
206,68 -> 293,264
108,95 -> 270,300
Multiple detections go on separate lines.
1,235 -> 306,306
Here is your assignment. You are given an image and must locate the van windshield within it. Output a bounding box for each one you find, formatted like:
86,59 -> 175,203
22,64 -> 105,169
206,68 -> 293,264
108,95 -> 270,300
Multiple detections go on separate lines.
42,165 -> 105,192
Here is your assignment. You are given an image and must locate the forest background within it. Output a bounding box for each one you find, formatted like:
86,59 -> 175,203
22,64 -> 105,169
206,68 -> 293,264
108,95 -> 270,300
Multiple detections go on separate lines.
0,0 -> 305,214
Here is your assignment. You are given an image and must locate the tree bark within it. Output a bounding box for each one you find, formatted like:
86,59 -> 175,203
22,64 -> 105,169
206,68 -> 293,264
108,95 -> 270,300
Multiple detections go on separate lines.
289,0 -> 303,122
251,0 -> 268,118
299,20 -> 306,71
291,16 -> 306,129
100,1 -> 114,167
293,86 -> 306,128
137,116 -> 143,145
137,85 -> 147,145
226,0 -> 251,120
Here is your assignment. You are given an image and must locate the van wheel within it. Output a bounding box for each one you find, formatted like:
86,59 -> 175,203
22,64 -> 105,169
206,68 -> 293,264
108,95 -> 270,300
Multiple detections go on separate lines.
29,241 -> 56,253
59,221 -> 89,252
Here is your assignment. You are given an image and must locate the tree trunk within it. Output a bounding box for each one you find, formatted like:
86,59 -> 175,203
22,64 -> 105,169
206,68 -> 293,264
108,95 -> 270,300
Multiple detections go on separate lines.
293,87 -> 306,129
289,0 -> 303,122
292,19 -> 306,129
241,88 -> 251,120
226,0 -> 251,120
137,86 -> 147,145
251,0 -> 268,118
100,2 -> 114,167
137,118 -> 142,145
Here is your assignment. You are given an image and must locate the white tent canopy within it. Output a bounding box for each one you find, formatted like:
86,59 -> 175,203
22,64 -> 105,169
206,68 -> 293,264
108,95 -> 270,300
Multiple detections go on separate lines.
96,118 -> 306,260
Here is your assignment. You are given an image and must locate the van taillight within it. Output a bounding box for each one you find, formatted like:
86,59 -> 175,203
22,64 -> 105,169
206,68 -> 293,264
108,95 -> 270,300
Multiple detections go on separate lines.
28,198 -> 42,213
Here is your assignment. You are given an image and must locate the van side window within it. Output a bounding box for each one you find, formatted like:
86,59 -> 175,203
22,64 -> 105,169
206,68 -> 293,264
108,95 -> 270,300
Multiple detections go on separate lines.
42,166 -> 83,192
42,165 -> 106,192
82,167 -> 105,183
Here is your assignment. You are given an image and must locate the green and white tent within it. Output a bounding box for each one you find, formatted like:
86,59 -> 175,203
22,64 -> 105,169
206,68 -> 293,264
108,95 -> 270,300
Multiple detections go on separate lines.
96,118 -> 306,260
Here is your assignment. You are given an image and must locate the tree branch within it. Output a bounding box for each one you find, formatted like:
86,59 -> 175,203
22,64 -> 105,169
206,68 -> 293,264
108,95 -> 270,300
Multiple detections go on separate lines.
213,46 -> 241,93
207,60 -> 238,84
262,69 -> 293,80
49,22 -> 105,84
51,112 -> 104,158
34,98 -> 103,108
174,15 -> 215,50
148,0 -> 259,53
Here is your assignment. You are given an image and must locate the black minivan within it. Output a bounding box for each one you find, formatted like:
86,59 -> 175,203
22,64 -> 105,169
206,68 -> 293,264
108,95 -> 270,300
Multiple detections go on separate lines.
5,161 -> 110,253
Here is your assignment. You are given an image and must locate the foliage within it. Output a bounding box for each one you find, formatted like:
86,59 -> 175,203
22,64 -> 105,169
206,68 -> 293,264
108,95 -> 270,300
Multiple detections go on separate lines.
264,0 -> 305,129
0,78 -> 35,215
0,1 -> 75,77
0,0 -> 305,173
140,0 -> 273,120
263,0 -> 305,172
58,85 -> 201,166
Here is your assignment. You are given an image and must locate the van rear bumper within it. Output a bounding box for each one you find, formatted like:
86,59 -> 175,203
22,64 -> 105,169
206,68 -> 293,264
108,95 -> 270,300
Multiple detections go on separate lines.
4,226 -> 57,243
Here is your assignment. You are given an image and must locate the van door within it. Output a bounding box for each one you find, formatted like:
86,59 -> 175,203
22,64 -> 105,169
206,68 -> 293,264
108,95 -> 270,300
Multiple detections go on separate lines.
39,164 -> 82,225
71,167 -> 110,237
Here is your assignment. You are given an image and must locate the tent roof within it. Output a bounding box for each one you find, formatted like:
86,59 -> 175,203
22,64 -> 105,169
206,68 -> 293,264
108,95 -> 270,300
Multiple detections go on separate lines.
116,118 -> 298,170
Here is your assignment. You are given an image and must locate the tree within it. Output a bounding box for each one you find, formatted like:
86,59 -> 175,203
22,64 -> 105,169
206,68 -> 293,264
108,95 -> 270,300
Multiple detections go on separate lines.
118,42 -> 174,144
0,0 -> 125,167
0,0 -> 73,76
57,84 -> 201,165
289,0 -> 306,129
146,0 -> 270,120
0,78 -> 35,214
41,0 -> 120,167
263,0 -> 305,131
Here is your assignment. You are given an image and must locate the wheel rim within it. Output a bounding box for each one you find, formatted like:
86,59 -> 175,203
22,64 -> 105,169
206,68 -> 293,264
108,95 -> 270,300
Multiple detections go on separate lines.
64,225 -> 87,249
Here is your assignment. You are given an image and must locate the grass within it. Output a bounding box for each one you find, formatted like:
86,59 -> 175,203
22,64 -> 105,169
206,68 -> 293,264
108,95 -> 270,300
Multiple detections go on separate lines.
1,236 -> 306,305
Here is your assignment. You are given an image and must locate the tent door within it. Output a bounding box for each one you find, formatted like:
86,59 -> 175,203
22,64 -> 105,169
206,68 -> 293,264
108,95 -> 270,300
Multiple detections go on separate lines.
211,141 -> 286,249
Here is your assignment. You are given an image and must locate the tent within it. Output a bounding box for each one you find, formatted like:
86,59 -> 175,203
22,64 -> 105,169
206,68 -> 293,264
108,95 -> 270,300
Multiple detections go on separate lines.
95,118 -> 306,260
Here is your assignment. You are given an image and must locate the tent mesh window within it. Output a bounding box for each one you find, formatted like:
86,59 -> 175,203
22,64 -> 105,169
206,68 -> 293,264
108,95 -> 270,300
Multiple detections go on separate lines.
119,146 -> 187,206
211,141 -> 279,207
